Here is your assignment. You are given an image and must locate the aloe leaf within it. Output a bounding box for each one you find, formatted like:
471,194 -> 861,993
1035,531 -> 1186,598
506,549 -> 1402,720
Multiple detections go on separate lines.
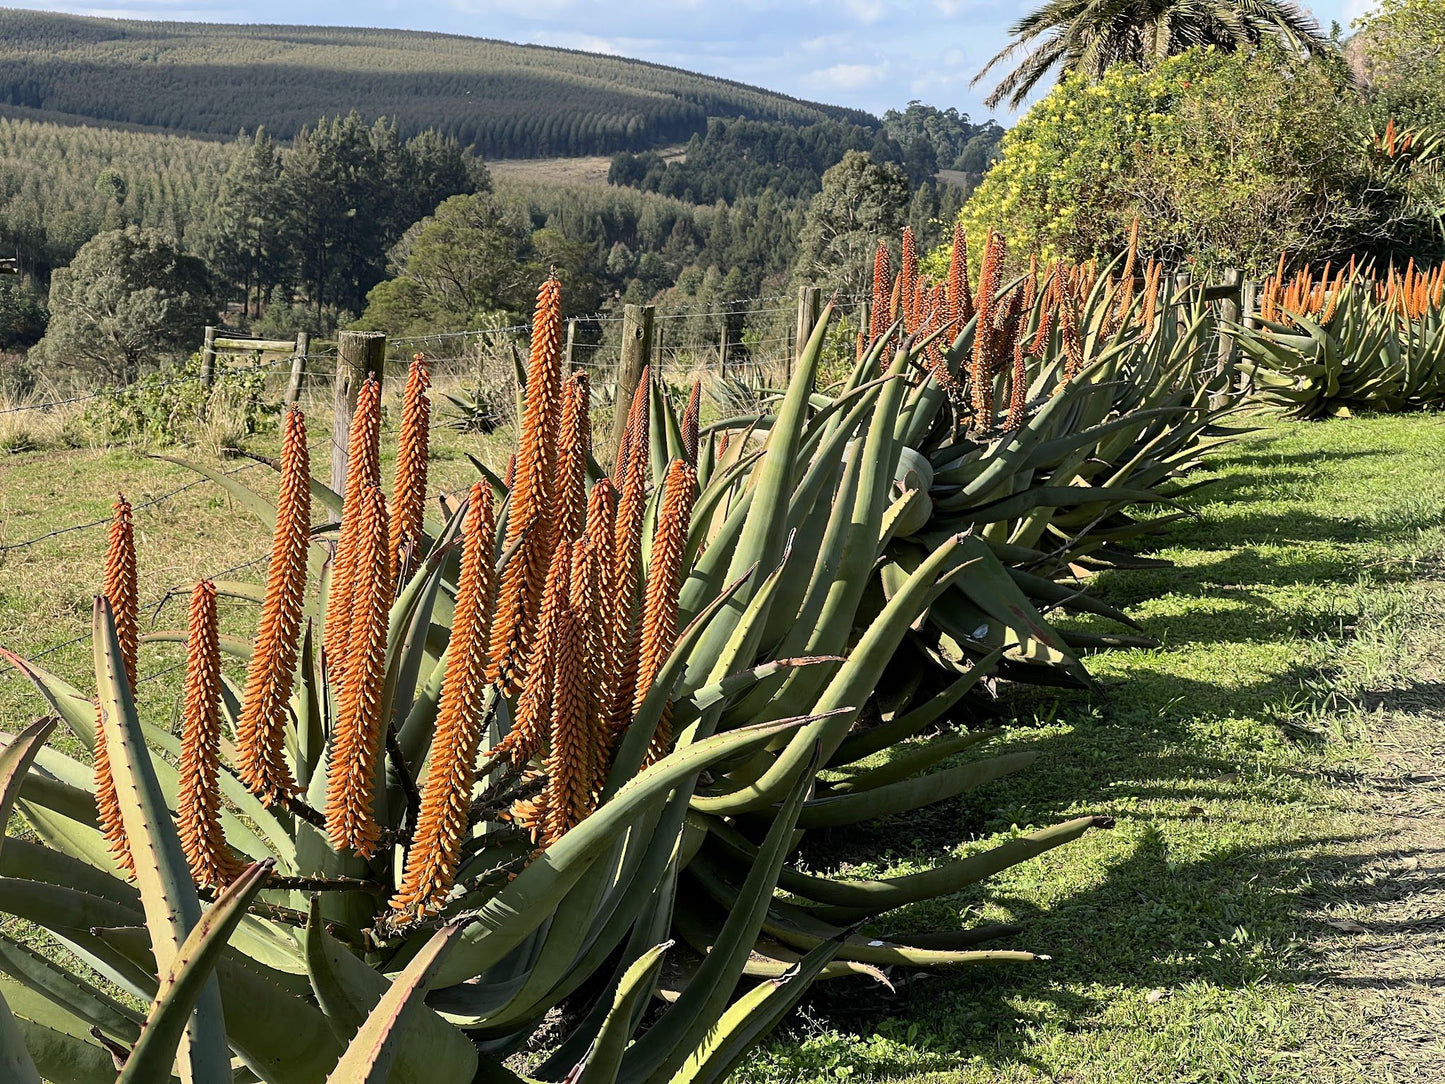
681,304 -> 830,688
710,813 -> 1107,920
0,998 -> 70,1084
571,941 -> 671,1084
831,649 -> 1002,766
619,744 -> 820,1084
93,596 -> 231,1083
381,516 -> 463,824
293,621 -> 324,790
431,713 -> 809,989
0,878 -> 157,1000
668,901 -> 875,981
465,852 -> 616,1036
94,926 -> 347,1084
0,931 -> 142,1044
0,652 -> 96,751
302,900 -> 479,1083
825,729 -> 1001,794
740,349 -> 910,721
792,750 -> 1037,830
693,532 -> 973,815
666,937 -> 842,1084
152,456 -> 280,529
1,834 -> 139,913
325,921 -> 477,1084
13,783 -> 102,867
690,860 -> 1043,968
679,656 -> 840,725
0,718 -> 58,865
465,453 -> 507,504
807,815 -> 1111,923
141,630 -> 253,662
118,860 -> 274,1083
516,790 -> 692,1057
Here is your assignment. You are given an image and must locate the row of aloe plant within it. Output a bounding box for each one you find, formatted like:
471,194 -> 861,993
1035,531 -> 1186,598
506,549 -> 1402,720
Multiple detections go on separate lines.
1235,257 -> 1445,417
0,230 -> 1232,1082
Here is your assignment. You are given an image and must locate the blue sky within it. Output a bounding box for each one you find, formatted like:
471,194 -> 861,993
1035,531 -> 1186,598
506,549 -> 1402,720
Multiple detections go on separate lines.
10,0 -> 1373,121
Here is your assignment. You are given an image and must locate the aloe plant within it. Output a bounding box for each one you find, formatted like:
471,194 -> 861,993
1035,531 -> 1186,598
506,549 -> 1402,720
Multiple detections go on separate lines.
1236,259 -> 1445,417
0,249 -> 1228,1082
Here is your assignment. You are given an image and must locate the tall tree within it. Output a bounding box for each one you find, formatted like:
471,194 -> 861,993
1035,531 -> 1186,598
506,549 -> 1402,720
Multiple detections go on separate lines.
201,129 -> 284,319
1352,0 -> 1445,129
792,151 -> 909,297
974,0 -> 1331,110
34,226 -> 216,381
282,113 -> 383,322
281,114 -> 480,322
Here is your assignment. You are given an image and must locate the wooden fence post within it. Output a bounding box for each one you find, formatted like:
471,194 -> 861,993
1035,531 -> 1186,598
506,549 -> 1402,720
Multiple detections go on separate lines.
1239,278 -> 1260,396
1173,272 -> 1193,341
564,319 -> 577,370
717,324 -> 730,378
200,326 -> 217,388
331,330 -> 387,515
795,287 -> 821,385
1241,279 -> 1259,331
284,331 -> 309,408
610,304 -> 653,468
1213,267 -> 1241,408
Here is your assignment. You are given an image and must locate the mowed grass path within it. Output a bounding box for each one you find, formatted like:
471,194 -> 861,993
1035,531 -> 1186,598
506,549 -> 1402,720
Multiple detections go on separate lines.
1,408 -> 1442,1083
748,414 -> 1445,1084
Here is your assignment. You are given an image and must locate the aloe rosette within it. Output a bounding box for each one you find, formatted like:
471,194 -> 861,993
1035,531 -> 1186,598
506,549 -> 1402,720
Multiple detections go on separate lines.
0,251 -> 1229,1082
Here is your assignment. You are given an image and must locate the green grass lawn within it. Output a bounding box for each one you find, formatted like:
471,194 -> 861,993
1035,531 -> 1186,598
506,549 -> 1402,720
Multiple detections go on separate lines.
1,408 -> 1441,1083
746,413 -> 1445,1084
0,380 -> 514,734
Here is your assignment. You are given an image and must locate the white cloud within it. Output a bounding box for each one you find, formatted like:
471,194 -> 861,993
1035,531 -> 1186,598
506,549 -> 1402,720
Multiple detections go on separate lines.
1341,0 -> 1379,24
808,62 -> 886,91
840,0 -> 885,25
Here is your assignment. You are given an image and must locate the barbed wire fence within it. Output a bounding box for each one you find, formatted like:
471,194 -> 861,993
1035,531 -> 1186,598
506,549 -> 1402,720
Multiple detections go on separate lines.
0,288 -> 838,694
0,275 -> 1248,694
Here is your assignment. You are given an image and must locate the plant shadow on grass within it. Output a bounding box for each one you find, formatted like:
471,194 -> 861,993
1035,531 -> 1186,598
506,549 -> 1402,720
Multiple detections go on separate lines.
778,654 -> 1378,1077
778,833 -> 1427,1081
763,437 -> 1434,1078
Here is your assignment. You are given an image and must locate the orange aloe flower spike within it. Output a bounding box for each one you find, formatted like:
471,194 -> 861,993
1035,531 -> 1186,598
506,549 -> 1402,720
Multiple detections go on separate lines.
390,353 -> 432,589
868,240 -> 892,348
946,221 -> 973,325
390,484 -> 495,916
608,400 -> 652,737
969,232 -> 1005,426
322,374 -> 382,682
237,407 -> 311,802
582,481 -> 620,760
899,226 -> 919,334
632,460 -> 698,764
177,580 -> 244,889
541,600 -> 591,846
95,493 -> 138,874
324,484 -> 393,858
554,370 -> 591,546
1004,337 -> 1028,432
499,540 -> 573,767
611,366 -> 650,485
680,379 -> 702,465
488,275 -> 565,695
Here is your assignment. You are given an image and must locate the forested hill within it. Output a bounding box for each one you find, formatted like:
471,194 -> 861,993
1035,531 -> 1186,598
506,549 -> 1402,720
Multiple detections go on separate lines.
0,8 -> 872,157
